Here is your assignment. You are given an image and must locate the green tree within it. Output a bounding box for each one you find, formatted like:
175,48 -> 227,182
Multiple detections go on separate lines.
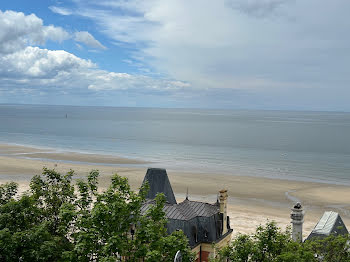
218,234 -> 255,262
0,168 -> 76,262
307,233 -> 350,262
0,168 -> 194,262
212,221 -> 350,262
211,222 -> 301,262
0,181 -> 18,205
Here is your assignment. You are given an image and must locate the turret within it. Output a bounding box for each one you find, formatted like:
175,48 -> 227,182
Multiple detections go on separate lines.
290,202 -> 304,242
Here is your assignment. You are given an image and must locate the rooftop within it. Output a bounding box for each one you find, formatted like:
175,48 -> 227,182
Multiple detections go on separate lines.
142,199 -> 219,221
307,211 -> 349,240
142,168 -> 177,204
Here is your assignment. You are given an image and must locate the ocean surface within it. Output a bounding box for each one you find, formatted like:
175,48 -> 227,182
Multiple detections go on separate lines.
0,104 -> 350,185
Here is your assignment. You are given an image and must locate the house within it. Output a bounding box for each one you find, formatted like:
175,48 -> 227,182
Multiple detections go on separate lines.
306,211 -> 349,241
141,168 -> 233,262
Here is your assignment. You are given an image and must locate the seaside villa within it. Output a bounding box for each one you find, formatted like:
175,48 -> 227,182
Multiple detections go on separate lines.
141,168 -> 233,262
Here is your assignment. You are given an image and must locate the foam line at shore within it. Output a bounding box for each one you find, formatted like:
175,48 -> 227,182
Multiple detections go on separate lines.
1,142 -> 350,186
0,141 -> 147,163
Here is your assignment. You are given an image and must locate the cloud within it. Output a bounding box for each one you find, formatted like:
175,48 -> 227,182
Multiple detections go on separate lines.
226,0 -> 291,17
0,46 -> 189,94
67,0 -> 296,90
74,31 -> 106,49
0,10 -> 69,54
0,46 -> 95,78
49,6 -> 73,16
64,1 -> 350,92
0,45 -> 187,95
0,10 -> 189,103
0,46 -> 188,94
86,72 -> 188,92
2,3 -> 350,110
48,7 -> 107,50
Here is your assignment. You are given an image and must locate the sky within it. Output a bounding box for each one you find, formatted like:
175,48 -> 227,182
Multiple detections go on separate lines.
0,0 -> 349,111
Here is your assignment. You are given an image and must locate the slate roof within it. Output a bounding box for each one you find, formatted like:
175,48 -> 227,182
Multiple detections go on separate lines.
172,199 -> 219,220
141,199 -> 220,221
306,211 -> 349,240
142,168 -> 177,204
141,198 -> 228,247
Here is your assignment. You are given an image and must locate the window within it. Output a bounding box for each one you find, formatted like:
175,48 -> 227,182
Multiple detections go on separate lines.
204,229 -> 209,239
192,226 -> 198,243
216,220 -> 223,237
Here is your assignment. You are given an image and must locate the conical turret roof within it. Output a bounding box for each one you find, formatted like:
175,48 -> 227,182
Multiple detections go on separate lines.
142,168 -> 177,204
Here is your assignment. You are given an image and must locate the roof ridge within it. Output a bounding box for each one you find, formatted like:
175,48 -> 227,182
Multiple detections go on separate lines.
182,199 -> 217,206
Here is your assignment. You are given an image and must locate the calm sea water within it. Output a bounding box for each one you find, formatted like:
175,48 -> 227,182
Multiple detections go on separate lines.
0,104 -> 350,184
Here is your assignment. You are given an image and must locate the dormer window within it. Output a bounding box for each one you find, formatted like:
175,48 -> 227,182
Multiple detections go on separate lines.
192,226 -> 198,243
204,229 -> 209,239
216,220 -> 223,237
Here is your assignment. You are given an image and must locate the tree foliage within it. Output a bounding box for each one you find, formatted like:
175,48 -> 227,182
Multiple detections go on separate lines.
211,221 -> 350,262
0,168 -> 194,262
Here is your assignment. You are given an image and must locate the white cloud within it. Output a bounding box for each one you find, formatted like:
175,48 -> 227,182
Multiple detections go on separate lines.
49,6 -> 73,16
42,0 -> 350,110
0,10 -> 69,54
226,0 -> 291,17
0,10 -> 188,99
86,71 -> 189,91
57,1 -> 350,111
2,4 -> 350,110
0,46 -> 95,78
0,10 -> 105,52
0,50 -> 187,94
0,45 -> 186,94
65,0 -> 296,90
74,31 -> 106,49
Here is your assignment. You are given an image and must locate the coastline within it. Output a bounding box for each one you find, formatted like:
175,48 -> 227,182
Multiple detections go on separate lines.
0,143 -> 349,238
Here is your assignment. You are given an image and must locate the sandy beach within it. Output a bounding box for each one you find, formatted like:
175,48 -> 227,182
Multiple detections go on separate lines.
0,143 -> 349,238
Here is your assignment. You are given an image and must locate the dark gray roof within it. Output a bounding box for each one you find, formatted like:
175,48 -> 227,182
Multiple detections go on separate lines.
307,211 -> 349,241
172,199 -> 219,220
141,199 -> 220,221
142,168 -> 177,204
141,198 -> 228,247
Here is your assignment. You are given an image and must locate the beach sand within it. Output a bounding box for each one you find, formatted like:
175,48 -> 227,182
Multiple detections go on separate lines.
0,143 -> 349,238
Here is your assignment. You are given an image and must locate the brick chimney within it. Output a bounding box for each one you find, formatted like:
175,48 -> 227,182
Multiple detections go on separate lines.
219,189 -> 228,234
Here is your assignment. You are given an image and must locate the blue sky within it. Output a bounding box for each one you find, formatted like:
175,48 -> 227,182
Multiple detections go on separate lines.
0,0 -> 349,111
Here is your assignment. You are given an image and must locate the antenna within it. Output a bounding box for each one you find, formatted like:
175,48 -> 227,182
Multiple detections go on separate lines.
186,187 -> 189,200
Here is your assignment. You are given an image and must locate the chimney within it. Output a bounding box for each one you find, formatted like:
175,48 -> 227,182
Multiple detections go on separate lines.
219,189 -> 228,234
290,202 -> 304,242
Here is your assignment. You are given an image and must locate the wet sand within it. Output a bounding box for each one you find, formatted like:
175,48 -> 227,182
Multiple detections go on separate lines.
0,143 -> 349,238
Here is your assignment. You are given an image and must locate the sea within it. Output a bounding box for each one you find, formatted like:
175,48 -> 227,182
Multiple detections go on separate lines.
0,104 -> 350,185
